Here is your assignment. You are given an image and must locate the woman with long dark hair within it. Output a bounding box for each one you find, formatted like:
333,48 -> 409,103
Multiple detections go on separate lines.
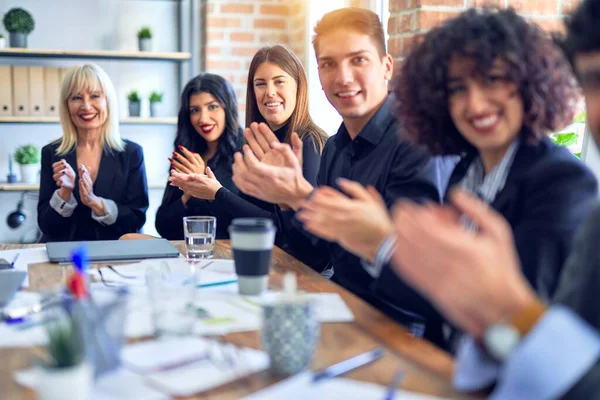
155,73 -> 242,239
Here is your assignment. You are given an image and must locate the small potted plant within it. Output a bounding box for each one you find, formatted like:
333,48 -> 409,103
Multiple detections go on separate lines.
0,33 -> 6,49
149,91 -> 163,118
137,26 -> 152,52
36,315 -> 91,400
2,8 -> 35,48
127,90 -> 141,117
14,144 -> 39,183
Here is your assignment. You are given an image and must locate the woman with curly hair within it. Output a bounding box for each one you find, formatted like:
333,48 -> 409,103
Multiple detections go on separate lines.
394,7 -> 598,300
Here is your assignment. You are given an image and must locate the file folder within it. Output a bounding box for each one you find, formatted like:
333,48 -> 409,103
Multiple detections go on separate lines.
0,66 -> 13,116
44,67 -> 60,117
11,66 -> 29,117
28,66 -> 45,117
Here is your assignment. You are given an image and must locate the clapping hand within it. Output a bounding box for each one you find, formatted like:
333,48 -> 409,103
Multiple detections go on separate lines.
52,159 -> 76,192
78,164 -> 104,215
169,167 -> 223,201
170,145 -> 206,174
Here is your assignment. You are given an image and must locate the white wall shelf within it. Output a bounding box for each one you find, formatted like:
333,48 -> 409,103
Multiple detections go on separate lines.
0,116 -> 177,125
0,182 -> 166,191
0,48 -> 191,62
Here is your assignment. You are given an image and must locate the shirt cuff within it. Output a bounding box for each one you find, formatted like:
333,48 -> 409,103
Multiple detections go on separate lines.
361,234 -> 396,278
91,198 -> 118,226
491,306 -> 600,400
453,336 -> 500,391
49,189 -> 78,217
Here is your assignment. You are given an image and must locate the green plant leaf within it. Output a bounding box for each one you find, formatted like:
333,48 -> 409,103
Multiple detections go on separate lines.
3,8 -> 35,34
137,26 -> 152,39
551,132 -> 578,147
149,91 -> 163,102
574,112 -> 587,123
127,90 -> 141,103
14,144 -> 39,165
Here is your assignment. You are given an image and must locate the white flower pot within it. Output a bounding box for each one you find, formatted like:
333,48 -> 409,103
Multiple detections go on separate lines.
19,164 -> 39,184
150,101 -> 160,117
139,37 -> 152,52
0,37 -> 6,49
36,362 -> 92,400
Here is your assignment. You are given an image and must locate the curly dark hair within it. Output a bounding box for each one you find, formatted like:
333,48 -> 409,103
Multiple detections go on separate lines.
394,7 -> 578,156
560,0 -> 600,69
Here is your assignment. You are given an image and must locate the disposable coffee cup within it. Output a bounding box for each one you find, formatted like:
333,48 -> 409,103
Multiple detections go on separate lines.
228,218 -> 276,295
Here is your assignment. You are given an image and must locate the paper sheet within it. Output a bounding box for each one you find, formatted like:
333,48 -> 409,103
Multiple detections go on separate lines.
87,258 -> 238,288
14,367 -> 170,400
122,337 -> 269,397
241,372 -> 455,400
0,247 -> 49,288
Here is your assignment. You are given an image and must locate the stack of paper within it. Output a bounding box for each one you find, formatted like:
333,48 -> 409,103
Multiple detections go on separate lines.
122,337 -> 269,397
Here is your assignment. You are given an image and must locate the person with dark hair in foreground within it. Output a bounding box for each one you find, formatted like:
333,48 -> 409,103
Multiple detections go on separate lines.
296,7 -> 597,350
391,0 -> 600,398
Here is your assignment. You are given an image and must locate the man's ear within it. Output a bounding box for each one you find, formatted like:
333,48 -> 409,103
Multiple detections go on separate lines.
383,53 -> 394,81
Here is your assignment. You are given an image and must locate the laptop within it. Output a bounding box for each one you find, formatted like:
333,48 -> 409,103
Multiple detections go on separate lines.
46,239 -> 181,263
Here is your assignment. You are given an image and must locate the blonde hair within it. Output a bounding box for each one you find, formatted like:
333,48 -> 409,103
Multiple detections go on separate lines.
56,64 -> 124,155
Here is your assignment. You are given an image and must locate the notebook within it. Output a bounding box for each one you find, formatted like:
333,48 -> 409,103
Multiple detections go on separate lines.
46,239 -> 181,263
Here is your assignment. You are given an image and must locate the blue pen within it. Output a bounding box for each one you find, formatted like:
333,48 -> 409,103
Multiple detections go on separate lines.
10,253 -> 19,268
312,347 -> 385,382
197,279 -> 237,289
383,368 -> 405,400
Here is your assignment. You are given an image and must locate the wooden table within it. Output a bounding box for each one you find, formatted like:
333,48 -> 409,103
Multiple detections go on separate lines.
0,242 -> 480,399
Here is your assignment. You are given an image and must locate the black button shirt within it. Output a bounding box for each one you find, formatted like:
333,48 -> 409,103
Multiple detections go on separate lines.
278,94 -> 454,327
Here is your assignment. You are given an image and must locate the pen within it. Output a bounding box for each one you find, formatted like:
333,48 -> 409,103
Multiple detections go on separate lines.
197,279 -> 237,289
10,253 -> 19,267
383,368 -> 405,400
312,347 -> 385,382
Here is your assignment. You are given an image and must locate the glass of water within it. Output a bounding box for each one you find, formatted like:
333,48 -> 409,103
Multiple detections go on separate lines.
147,260 -> 198,337
183,216 -> 216,260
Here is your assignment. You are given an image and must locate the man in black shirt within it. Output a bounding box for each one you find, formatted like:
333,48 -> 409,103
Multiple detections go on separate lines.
232,8 -> 452,337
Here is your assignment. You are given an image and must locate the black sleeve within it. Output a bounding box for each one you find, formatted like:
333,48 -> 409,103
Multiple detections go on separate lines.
37,144 -> 76,238
155,184 -> 218,240
109,143 -> 149,235
274,137 -> 332,271
212,188 -> 275,220
554,204 -> 600,329
301,135 -> 321,187
514,158 -> 598,301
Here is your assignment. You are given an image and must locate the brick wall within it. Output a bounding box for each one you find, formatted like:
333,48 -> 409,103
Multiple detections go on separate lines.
200,0 -> 307,121
388,0 -> 582,67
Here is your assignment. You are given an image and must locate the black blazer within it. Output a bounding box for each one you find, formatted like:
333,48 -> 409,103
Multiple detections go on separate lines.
37,139 -> 149,242
448,138 -> 597,300
375,137 -> 597,346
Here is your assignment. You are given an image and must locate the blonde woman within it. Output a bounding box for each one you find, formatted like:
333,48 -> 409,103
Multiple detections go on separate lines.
37,64 -> 148,242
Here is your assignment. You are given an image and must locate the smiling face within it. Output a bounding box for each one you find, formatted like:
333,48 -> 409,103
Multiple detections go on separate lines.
253,61 -> 298,131
188,91 -> 227,144
316,28 -> 392,134
67,88 -> 108,132
447,56 -> 524,171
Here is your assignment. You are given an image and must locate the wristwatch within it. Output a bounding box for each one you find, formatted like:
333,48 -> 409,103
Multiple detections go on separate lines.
482,298 -> 547,362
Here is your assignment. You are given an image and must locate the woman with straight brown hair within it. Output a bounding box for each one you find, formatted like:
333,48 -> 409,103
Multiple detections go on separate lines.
169,45 -> 326,239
